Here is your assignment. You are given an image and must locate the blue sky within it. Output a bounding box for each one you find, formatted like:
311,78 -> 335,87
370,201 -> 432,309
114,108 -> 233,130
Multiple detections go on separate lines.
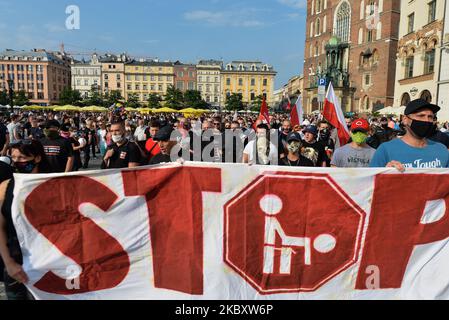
0,0 -> 307,88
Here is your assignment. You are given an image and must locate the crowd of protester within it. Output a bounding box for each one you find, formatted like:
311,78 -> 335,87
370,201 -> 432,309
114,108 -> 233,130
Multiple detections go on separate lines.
1,98 -> 449,299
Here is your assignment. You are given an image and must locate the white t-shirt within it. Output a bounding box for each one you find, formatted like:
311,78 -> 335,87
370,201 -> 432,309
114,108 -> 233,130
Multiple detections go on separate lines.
243,140 -> 279,165
134,126 -> 148,142
7,122 -> 20,143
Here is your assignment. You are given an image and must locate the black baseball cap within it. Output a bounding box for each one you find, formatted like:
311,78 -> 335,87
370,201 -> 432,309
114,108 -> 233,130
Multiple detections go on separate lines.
287,132 -> 301,143
153,126 -> 174,142
405,99 -> 440,116
304,125 -> 318,136
45,120 -> 61,129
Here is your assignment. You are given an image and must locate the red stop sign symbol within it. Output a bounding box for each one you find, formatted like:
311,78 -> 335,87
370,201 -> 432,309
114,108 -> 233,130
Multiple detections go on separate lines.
224,172 -> 366,294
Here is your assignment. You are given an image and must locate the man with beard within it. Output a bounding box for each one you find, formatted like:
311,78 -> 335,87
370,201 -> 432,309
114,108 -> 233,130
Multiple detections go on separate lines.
243,124 -> 278,165
367,117 -> 395,149
278,120 -> 292,160
370,99 -> 449,170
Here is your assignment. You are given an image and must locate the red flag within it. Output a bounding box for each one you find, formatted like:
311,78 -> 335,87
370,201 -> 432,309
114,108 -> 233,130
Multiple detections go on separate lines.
290,95 -> 303,127
258,96 -> 270,124
323,82 -> 350,146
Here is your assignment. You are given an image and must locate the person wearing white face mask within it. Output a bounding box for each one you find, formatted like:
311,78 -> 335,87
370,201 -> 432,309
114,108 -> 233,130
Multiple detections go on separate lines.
242,124 -> 278,165
102,121 -> 141,169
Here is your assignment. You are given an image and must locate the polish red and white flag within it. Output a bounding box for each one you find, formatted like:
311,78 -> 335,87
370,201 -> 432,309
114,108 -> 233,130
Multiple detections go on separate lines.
290,95 -> 303,127
323,82 -> 350,146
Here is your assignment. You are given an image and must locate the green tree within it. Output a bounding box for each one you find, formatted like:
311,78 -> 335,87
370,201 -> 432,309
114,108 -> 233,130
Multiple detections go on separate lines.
184,90 -> 208,109
0,89 -> 8,105
164,85 -> 184,110
250,95 -> 264,112
13,90 -> 29,106
84,85 -> 103,106
148,93 -> 162,108
126,93 -> 141,108
104,90 -> 123,107
225,93 -> 244,111
59,87 -> 82,105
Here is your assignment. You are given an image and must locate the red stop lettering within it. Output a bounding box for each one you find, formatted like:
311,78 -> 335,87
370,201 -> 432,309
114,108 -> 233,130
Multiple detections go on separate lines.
122,166 -> 221,295
356,174 -> 449,289
24,176 -> 130,295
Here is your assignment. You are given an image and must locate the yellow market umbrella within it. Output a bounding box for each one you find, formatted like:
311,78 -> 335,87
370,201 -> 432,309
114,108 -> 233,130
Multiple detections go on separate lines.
154,107 -> 177,113
53,105 -> 81,112
82,106 -> 108,112
125,107 -> 138,112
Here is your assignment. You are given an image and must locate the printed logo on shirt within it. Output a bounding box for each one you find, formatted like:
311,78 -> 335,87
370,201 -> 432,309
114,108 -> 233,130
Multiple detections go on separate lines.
403,158 -> 442,168
347,156 -> 370,166
44,145 -> 61,156
120,152 -> 127,160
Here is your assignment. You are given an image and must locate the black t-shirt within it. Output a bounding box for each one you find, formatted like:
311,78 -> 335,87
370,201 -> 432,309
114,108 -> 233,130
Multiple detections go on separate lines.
149,153 -> 172,165
429,131 -> 449,149
302,140 -> 329,167
106,140 -> 141,169
0,123 -> 8,150
30,127 -> 44,140
0,161 -> 13,182
1,180 -> 23,264
39,137 -> 74,173
280,156 -> 314,167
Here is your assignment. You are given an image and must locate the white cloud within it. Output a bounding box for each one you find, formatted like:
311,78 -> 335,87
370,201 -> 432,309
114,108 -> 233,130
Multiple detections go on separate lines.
277,0 -> 307,9
184,10 -> 265,27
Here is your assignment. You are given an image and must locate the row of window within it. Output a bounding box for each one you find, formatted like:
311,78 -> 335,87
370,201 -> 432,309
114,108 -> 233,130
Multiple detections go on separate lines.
0,64 -> 45,72
198,76 -> 219,83
0,73 -> 45,81
225,92 -> 267,100
198,85 -> 220,93
407,1 -> 437,34
73,69 -> 101,76
121,75 -> 172,81
175,71 -> 195,78
127,84 -> 167,91
76,79 -> 99,86
404,49 -> 435,78
225,78 -> 269,86
176,81 -> 196,91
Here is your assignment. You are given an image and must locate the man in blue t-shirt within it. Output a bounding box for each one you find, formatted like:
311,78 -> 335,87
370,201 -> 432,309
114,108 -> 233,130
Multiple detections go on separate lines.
370,99 -> 449,171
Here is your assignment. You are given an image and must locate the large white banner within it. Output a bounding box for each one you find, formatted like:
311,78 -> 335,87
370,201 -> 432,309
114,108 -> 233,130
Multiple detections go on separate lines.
10,163 -> 449,300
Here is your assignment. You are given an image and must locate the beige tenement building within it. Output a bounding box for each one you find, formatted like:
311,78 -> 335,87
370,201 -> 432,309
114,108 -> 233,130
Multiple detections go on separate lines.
221,61 -> 277,107
71,53 -> 102,98
124,60 -> 174,103
100,53 -> 130,98
394,0 -> 444,107
196,60 -> 222,107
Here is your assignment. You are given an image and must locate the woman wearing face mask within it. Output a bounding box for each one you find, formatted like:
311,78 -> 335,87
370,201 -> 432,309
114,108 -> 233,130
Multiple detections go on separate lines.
280,133 -> 314,167
0,140 -> 50,300
370,99 -> 449,171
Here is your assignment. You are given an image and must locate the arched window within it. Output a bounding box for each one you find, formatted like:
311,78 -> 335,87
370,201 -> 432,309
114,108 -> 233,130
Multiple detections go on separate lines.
316,18 -> 321,35
421,90 -> 432,103
316,0 -> 322,13
334,1 -> 351,43
401,93 -> 411,106
315,43 -> 320,56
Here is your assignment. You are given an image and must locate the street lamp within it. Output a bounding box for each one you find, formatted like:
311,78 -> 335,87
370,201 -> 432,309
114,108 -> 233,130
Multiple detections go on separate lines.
7,79 -> 14,112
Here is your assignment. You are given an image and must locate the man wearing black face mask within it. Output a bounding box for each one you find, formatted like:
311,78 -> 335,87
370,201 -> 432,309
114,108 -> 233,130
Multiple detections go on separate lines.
428,116 -> 449,149
370,99 -> 449,171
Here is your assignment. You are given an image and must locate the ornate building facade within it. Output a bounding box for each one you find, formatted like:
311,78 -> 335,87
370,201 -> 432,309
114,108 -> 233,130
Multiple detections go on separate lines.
303,0 -> 400,113
394,0 -> 444,110
437,0 -> 449,121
